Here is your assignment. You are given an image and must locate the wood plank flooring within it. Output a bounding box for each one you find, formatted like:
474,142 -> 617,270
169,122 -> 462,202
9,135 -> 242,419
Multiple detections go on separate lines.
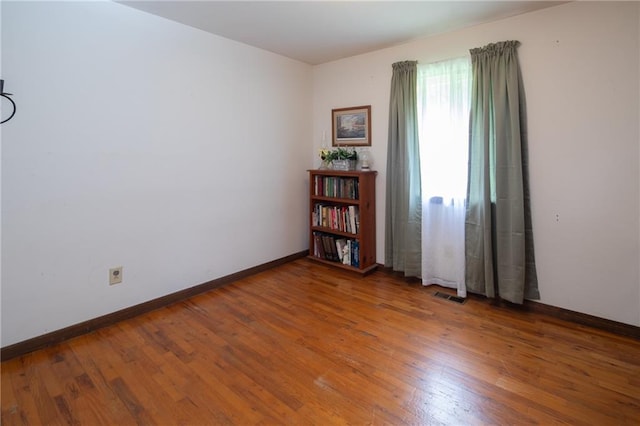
2,258 -> 639,425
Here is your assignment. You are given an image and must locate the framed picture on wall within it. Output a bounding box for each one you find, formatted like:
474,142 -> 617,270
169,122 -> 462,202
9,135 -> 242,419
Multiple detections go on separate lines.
332,105 -> 371,146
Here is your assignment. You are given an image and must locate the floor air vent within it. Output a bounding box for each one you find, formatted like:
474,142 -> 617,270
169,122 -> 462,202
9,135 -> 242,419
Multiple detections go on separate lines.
433,291 -> 466,304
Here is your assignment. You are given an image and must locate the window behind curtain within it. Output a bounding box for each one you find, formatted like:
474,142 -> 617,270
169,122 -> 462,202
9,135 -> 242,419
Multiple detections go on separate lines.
417,57 -> 471,203
417,57 -> 471,296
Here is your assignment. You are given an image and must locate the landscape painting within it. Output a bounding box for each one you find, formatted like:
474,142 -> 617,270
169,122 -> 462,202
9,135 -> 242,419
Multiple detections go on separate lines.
332,105 -> 371,146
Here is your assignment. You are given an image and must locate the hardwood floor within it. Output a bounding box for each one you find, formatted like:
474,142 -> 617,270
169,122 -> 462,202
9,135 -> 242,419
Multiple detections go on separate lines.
2,258 -> 639,425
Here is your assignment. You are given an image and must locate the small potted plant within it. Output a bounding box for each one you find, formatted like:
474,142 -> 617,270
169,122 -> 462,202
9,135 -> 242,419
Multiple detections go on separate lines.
319,147 -> 358,170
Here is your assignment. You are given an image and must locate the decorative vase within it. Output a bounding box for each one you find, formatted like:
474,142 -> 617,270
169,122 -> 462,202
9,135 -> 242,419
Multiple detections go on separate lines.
332,159 -> 356,171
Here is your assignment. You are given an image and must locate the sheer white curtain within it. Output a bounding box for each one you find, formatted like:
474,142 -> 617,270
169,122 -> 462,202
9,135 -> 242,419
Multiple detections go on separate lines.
418,57 -> 471,297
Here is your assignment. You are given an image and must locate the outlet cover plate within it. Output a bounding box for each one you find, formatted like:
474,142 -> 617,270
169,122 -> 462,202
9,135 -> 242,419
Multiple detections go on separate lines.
109,267 -> 123,285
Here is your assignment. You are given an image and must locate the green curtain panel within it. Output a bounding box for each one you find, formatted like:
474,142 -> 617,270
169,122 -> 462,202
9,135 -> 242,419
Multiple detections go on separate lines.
465,41 -> 539,304
385,60 -> 422,276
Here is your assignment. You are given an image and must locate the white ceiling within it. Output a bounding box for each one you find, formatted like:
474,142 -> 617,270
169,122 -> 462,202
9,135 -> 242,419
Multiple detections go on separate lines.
118,1 -> 565,65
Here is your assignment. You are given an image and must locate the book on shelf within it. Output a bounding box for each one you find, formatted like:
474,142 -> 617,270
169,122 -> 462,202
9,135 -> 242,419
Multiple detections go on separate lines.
328,235 -> 340,262
335,238 -> 347,262
313,203 -> 359,234
348,205 -> 357,234
345,239 -> 351,266
313,233 -> 325,259
313,176 -> 359,199
321,235 -> 335,261
352,240 -> 360,268
312,232 -> 360,266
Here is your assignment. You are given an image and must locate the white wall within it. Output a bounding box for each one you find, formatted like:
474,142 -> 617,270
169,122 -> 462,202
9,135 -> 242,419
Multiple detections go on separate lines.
1,1 -> 312,346
312,1 -> 640,326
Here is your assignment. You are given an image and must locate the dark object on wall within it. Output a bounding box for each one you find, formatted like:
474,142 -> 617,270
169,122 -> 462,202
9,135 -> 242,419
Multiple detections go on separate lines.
1,79 -> 17,124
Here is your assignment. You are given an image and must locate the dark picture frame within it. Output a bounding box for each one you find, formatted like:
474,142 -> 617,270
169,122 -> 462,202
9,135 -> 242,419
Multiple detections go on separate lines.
332,105 -> 371,146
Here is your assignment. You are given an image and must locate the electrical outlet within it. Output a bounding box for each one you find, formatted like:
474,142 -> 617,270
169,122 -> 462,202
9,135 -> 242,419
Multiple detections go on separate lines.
109,266 -> 123,285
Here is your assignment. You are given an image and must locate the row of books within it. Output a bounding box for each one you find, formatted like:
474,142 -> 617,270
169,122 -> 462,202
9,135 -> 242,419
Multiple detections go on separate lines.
313,176 -> 359,199
312,232 -> 360,267
312,204 -> 359,234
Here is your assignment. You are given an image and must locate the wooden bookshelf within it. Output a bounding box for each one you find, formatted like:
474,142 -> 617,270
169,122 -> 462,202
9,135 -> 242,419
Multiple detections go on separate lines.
308,169 -> 377,275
